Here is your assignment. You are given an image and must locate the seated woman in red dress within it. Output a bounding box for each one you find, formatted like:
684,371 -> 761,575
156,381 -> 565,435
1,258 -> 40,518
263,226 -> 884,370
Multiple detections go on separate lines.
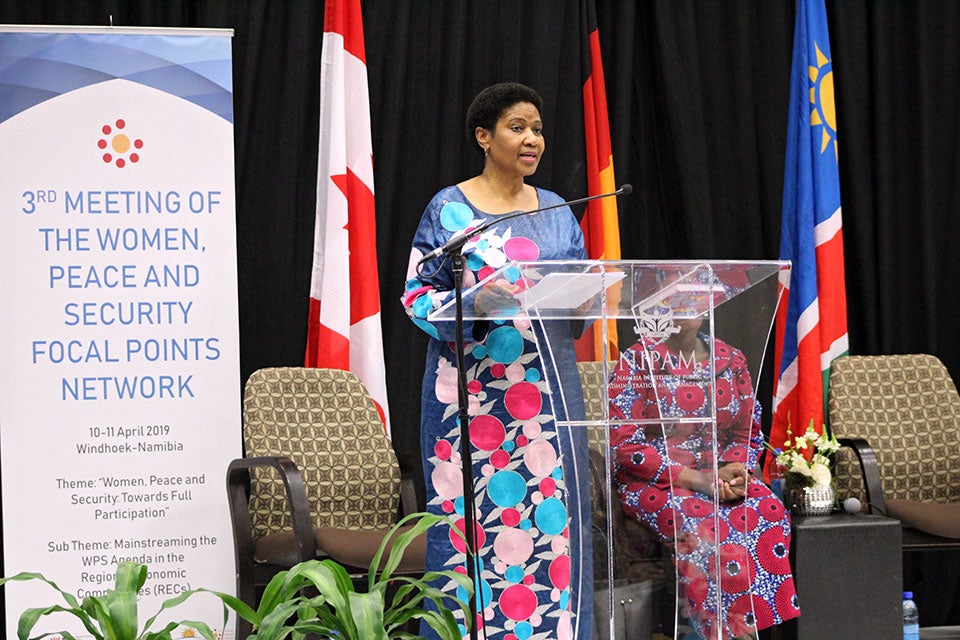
609,316 -> 801,639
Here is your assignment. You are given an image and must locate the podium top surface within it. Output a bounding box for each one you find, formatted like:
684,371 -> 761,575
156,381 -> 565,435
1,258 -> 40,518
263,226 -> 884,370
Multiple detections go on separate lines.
428,259 -> 789,322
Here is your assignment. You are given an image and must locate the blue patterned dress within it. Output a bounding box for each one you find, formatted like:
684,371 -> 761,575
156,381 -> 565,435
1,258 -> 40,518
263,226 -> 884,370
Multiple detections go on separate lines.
402,185 -> 593,640
609,336 -> 801,639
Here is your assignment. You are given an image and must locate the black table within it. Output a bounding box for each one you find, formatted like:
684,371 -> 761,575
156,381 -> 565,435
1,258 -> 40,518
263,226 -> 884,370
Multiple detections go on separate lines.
771,512 -> 903,640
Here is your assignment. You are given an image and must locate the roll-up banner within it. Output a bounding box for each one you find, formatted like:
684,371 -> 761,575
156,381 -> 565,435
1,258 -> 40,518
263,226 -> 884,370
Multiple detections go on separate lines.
0,25 -> 240,638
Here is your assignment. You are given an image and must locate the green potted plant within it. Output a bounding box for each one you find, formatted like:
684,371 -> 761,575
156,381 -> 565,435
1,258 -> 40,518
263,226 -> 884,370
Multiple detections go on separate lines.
214,511 -> 474,640
1,511 -> 473,640
0,560 -> 227,640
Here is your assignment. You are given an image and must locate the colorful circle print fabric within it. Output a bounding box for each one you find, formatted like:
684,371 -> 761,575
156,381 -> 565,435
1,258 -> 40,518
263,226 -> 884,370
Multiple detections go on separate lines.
403,186 -> 592,640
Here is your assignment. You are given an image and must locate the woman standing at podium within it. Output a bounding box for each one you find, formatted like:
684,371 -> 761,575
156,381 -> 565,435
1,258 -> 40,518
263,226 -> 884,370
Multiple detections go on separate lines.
402,82 -> 592,640
609,315 -> 801,639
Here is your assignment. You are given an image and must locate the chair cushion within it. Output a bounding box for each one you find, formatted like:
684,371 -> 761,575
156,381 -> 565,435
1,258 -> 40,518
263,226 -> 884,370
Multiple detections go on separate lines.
253,525 -> 427,574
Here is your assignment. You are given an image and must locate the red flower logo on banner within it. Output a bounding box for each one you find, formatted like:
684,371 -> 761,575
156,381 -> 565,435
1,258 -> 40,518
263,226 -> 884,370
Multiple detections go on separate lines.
97,119 -> 143,168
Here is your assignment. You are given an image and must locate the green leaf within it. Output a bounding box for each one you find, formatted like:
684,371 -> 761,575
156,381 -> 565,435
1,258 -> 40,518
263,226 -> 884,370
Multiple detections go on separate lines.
140,619 -> 220,640
82,595 -> 122,640
140,588 -> 224,633
15,604 -> 101,640
286,561 -> 354,618
25,632 -> 83,640
113,562 -> 147,594
197,588 -> 260,626
348,590 -> 387,640
106,589 -> 139,640
254,599 -> 302,638
0,573 -> 83,610
369,512 -> 442,588
0,573 -> 103,640
413,607 -> 465,640
253,568 -> 293,615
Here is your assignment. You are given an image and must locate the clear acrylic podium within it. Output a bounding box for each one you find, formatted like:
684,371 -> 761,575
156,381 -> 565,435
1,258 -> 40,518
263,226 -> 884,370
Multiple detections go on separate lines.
430,259 -> 789,640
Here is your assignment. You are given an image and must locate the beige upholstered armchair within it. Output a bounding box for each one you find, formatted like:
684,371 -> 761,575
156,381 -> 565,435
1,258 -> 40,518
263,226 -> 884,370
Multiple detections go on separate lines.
226,367 -> 422,638
829,354 -> 960,548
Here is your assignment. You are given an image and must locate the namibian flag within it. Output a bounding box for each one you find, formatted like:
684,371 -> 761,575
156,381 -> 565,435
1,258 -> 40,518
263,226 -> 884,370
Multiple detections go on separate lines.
574,0 -> 621,362
770,0 -> 848,451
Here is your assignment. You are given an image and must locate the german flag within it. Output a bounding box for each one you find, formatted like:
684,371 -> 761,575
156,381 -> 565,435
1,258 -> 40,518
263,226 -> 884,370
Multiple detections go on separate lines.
575,0 -> 621,362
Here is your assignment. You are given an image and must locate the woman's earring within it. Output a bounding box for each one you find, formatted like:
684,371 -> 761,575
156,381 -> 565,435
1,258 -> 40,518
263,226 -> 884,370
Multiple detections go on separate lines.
484,146 -> 489,157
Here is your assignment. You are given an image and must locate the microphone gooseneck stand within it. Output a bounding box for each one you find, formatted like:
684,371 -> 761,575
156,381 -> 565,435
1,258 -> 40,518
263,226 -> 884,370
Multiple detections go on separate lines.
451,249 -> 483,640
415,248 -> 483,640
416,183 -> 632,640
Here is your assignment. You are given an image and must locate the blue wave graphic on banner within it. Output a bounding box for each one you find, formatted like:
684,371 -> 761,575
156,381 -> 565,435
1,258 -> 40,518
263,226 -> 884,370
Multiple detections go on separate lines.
0,32 -> 233,124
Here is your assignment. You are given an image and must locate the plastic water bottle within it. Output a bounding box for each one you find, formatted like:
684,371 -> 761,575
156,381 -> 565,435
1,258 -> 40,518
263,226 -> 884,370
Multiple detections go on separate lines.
903,591 -> 920,640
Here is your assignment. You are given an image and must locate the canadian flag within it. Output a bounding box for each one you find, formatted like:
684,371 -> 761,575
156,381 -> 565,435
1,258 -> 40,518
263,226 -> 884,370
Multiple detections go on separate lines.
305,0 -> 391,433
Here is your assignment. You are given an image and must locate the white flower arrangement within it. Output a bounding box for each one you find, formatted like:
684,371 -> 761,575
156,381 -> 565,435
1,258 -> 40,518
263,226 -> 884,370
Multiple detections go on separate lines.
772,420 -> 841,490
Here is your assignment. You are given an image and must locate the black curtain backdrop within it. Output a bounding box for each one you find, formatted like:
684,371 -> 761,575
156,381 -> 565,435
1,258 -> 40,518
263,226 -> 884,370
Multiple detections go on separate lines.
2,0 -> 960,623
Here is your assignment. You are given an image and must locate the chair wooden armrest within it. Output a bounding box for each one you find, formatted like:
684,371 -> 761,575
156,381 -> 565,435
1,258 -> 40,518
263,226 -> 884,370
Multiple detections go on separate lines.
836,438 -> 960,551
395,451 -> 423,517
836,437 -> 887,516
226,456 -> 316,608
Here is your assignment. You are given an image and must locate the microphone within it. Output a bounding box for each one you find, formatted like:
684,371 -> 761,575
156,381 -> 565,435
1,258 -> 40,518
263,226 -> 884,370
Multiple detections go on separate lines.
417,228 -> 473,265
842,496 -> 888,517
843,497 -> 862,514
417,184 -> 632,266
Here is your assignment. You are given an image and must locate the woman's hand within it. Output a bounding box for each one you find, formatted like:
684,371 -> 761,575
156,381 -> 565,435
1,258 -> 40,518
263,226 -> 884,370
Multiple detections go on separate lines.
474,279 -> 520,315
715,463 -> 748,502
678,464 -> 748,502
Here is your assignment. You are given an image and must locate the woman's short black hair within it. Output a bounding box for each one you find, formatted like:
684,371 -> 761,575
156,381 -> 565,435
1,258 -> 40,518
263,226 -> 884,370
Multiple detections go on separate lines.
465,82 -> 543,153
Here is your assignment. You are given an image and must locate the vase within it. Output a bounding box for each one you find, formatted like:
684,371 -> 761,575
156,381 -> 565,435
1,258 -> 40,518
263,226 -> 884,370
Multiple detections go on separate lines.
784,484 -> 836,516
